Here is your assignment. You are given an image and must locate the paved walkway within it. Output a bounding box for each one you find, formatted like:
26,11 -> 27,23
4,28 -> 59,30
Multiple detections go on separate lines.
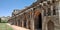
7,23 -> 29,30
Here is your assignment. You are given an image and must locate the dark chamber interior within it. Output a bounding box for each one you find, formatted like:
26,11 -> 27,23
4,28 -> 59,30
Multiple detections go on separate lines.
35,13 -> 42,30
24,20 -> 26,28
18,20 -> 20,26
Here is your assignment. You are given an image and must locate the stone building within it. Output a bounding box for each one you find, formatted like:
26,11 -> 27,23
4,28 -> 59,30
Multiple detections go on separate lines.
8,0 -> 60,30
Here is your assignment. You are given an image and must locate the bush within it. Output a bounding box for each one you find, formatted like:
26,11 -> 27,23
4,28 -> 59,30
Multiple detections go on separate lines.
0,18 -> 1,23
1,20 -> 8,23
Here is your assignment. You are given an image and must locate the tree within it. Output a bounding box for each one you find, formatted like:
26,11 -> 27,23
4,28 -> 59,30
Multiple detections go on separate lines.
0,18 -> 1,23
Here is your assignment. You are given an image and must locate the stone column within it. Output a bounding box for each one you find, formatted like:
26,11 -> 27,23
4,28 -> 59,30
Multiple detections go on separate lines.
30,8 -> 34,30
19,20 -> 21,27
15,18 -> 17,26
16,19 -> 17,25
15,17 -> 17,26
20,20 -> 22,27
26,19 -> 29,29
51,5 -> 53,16
22,19 -> 24,27
17,20 -> 18,26
14,20 -> 15,25
42,10 -> 44,30
18,20 -> 20,26
13,19 -> 14,25
14,20 -> 16,25
30,19 -> 34,30
14,18 -> 16,25
15,20 -> 16,25
57,1 -> 60,24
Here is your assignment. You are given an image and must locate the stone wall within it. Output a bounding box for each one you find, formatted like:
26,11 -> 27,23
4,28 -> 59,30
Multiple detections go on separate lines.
8,0 -> 60,30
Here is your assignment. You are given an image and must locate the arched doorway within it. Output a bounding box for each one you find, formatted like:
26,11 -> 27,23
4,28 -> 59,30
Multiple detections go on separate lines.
24,20 -> 27,28
17,20 -> 20,26
15,20 -> 17,26
34,13 -> 42,30
28,20 -> 30,29
47,20 -> 54,30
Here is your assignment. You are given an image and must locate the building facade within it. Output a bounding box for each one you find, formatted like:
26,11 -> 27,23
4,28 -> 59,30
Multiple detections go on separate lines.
8,0 -> 60,30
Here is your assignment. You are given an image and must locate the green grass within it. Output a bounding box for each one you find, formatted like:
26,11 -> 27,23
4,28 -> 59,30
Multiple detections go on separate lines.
0,23 -> 13,30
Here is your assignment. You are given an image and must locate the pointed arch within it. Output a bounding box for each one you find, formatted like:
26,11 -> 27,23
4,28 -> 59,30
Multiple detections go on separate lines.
34,12 -> 42,30
47,20 -> 54,30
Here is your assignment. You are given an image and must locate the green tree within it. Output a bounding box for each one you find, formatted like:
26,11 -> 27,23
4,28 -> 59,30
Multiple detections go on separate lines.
0,18 -> 1,23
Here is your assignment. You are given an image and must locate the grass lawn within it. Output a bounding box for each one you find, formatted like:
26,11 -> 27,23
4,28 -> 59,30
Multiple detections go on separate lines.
0,23 -> 13,30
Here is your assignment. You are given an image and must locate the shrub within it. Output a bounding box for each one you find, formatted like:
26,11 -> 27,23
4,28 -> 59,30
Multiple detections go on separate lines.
1,20 -> 8,23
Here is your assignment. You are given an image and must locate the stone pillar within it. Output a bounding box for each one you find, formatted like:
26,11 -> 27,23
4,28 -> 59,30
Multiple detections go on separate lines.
16,19 -> 17,26
13,19 -> 14,25
42,10 -> 44,30
30,8 -> 34,30
14,18 -> 16,25
22,19 -> 24,27
51,5 -> 53,16
19,20 -> 21,27
13,20 -> 14,25
26,19 -> 29,29
17,20 -> 18,26
18,20 -> 20,26
14,20 -> 15,25
30,19 -> 34,30
58,1 -> 60,24
15,20 -> 16,25
15,17 -> 17,26
20,20 -> 22,27
16,20 -> 17,26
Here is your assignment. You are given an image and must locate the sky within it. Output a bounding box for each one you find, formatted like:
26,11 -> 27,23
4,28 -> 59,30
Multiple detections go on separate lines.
0,0 -> 36,17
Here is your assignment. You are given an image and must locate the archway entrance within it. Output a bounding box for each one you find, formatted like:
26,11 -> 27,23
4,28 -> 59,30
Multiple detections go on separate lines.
47,20 -> 54,30
15,20 -> 17,26
24,20 -> 26,28
18,20 -> 20,26
28,20 -> 30,29
34,13 -> 42,30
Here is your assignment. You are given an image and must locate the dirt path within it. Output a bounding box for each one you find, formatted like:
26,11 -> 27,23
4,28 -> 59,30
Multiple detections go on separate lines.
7,23 -> 30,30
